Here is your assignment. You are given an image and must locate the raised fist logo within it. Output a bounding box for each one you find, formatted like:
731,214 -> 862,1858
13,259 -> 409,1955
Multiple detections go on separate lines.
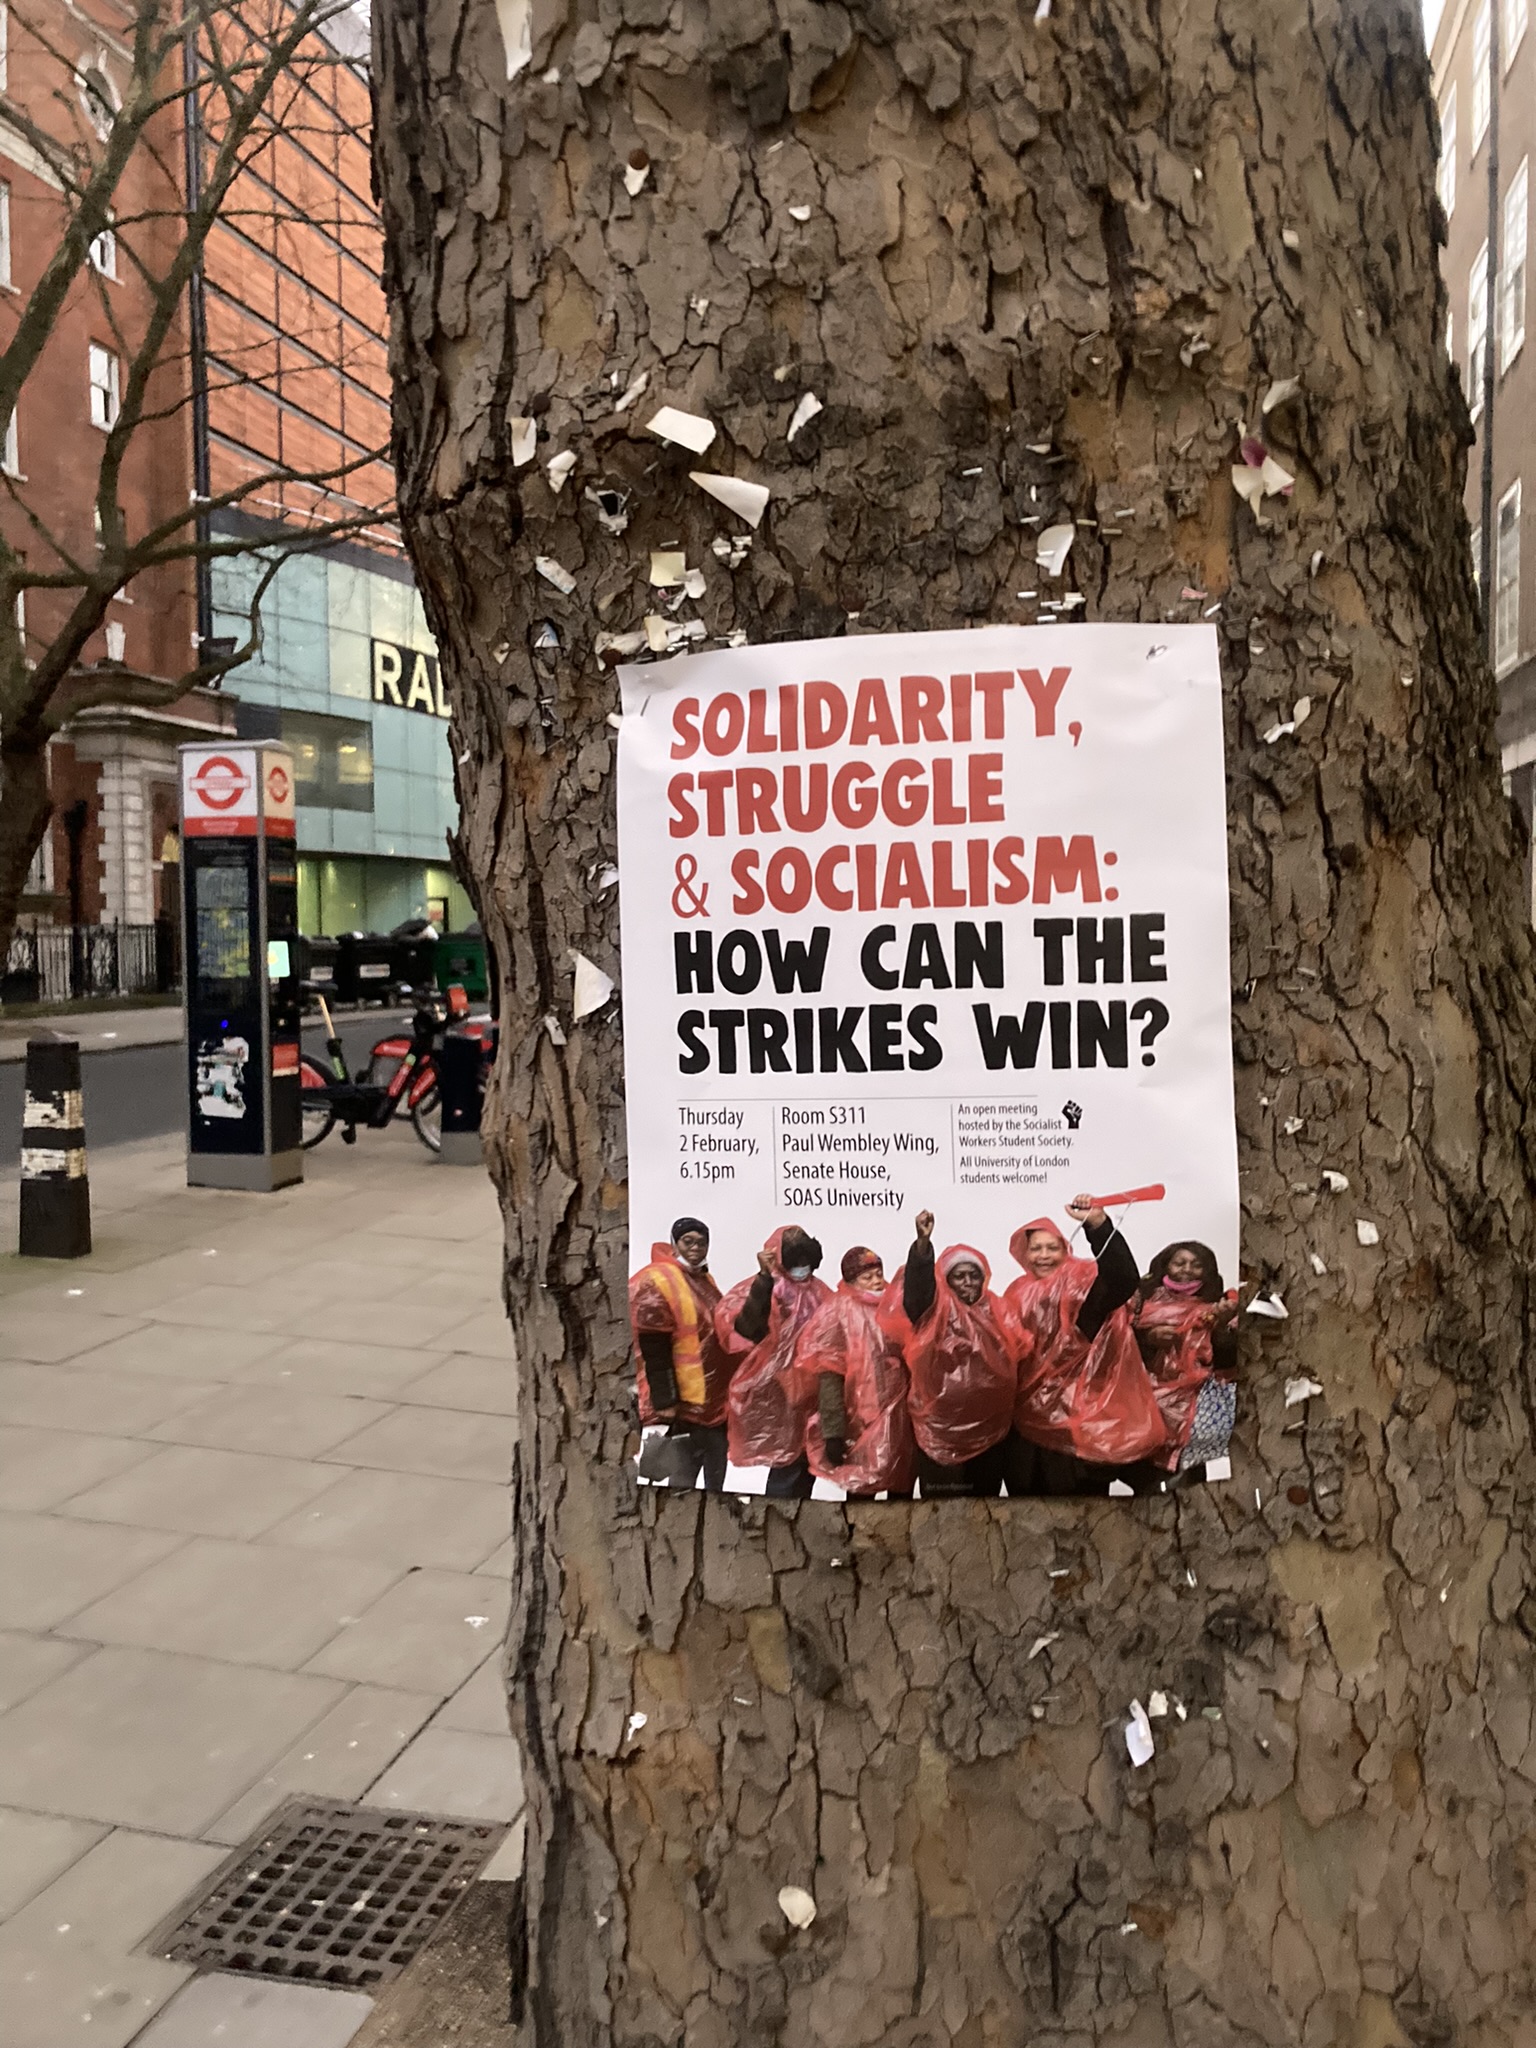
1061,1100 -> 1083,1130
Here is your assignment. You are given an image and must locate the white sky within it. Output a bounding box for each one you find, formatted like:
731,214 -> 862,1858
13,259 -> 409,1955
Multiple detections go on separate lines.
1424,0 -> 1446,42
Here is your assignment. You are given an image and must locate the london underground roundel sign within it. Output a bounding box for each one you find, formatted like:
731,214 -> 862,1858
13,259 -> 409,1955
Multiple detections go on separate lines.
191,754 -> 251,811
266,761 -> 291,807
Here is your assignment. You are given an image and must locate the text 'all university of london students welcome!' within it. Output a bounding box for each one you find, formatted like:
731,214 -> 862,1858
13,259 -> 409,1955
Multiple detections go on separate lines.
615,624 -> 1242,1500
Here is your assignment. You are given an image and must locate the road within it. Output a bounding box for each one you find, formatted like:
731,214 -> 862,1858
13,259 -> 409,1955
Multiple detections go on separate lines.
0,1010 -> 415,1154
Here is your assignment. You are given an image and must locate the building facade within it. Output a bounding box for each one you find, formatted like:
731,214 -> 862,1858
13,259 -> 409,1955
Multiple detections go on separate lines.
1433,0 -> 1534,894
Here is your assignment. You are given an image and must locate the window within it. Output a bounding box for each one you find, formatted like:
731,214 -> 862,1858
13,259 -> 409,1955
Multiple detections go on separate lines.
88,343 -> 118,429
1503,160 -> 1528,369
76,58 -> 117,142
1473,522 -> 1484,594
1474,2 -> 1492,150
1469,242 -> 1490,417
1439,86 -> 1458,219
0,183 -> 10,289
280,710 -> 374,812
2,407 -> 18,478
1,6 -> 11,95
1447,307 -> 1455,362
88,218 -> 116,279
1509,0 -> 1530,64
1496,481 -> 1521,670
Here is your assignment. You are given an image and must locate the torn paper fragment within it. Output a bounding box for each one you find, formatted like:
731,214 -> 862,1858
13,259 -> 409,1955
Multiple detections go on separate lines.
597,865 -> 619,891
624,152 -> 650,197
494,0 -> 531,79
1120,1921 -> 1139,1935
1027,1633 -> 1060,1660
1036,523 -> 1075,577
1260,454 -> 1295,496
1292,695 -> 1312,727
1179,335 -> 1212,365
1035,0 -> 1052,15
711,534 -> 752,567
1309,1252 -> 1327,1275
683,567 -> 707,600
1246,1291 -> 1289,1319
778,1887 -> 817,1930
690,471 -> 770,528
625,1711 -> 647,1738
1124,1700 -> 1155,1768
613,371 -> 649,413
787,203 -> 812,221
1263,715 -> 1298,744
546,450 -> 576,493
787,392 -> 823,441
532,622 -> 560,651
572,952 -> 615,1020
1108,1479 -> 1134,1497
508,415 -> 536,467
689,294 -> 710,318
1281,227 -> 1302,251
606,712 -> 622,728
1148,1691 -> 1169,1718
586,487 -> 630,535
1283,1117 -> 1304,1134
542,1013 -> 566,1046
644,614 -> 670,652
596,629 -> 647,663
1355,1218 -> 1380,1246
1285,1377 -> 1325,1407
1205,1455 -> 1232,1482
647,405 -> 716,455
1262,377 -> 1302,414
1321,1170 -> 1350,1193
650,551 -> 687,588
1232,464 -> 1266,509
535,556 -> 576,595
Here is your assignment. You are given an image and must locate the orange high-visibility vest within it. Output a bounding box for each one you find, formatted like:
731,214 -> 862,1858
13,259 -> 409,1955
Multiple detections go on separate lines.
649,1260 -> 708,1409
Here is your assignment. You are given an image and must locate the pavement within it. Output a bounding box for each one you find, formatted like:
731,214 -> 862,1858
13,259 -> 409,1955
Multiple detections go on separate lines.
0,1120 -> 523,2048
0,1004 -> 185,1062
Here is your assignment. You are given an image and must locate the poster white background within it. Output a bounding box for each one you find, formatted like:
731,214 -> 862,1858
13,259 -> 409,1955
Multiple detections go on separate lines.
617,625 -> 1238,1302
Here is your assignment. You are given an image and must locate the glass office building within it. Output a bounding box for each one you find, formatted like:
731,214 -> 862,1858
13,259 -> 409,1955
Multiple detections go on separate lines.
214,536 -> 474,938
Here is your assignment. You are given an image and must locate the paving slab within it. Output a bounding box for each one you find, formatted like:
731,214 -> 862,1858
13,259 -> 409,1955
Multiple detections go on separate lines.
0,1646 -> 345,1834
396,1354 -> 517,1417
203,1684 -> 441,1847
431,1309 -> 517,1360
56,1536 -> 402,1670
147,1383 -> 397,1459
0,1512 -> 185,1631
0,1425 -> 157,1513
432,1657 -> 512,1737
230,1336 -> 456,1399
64,1444 -> 344,1541
0,1630 -> 95,1712
303,1570 -> 511,1694
0,1309 -> 147,1367
263,1468 -> 511,1572
0,1361 -> 219,1436
364,1727 -> 524,1824
64,1322 -> 287,1382
133,1973 -> 375,2048
0,1827 -> 225,2047
321,1407 -> 516,1486
0,1807 -> 107,1920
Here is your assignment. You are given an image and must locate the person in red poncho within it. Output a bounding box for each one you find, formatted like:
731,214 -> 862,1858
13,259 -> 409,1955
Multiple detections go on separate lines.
629,1216 -> 735,1491
1129,1241 -> 1240,1481
883,1210 -> 1021,1497
717,1225 -> 832,1499
999,1197 -> 1167,1495
802,1246 -> 917,1500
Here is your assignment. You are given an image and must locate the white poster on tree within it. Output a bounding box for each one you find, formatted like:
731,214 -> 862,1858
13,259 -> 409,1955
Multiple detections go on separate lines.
617,625 -> 1240,1503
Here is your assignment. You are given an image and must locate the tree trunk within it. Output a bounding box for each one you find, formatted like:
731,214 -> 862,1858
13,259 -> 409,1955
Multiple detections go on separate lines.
0,735 -> 53,973
373,3 -> 1536,2041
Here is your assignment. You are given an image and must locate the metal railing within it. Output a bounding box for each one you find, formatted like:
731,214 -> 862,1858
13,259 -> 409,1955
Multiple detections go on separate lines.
3,920 -> 179,1003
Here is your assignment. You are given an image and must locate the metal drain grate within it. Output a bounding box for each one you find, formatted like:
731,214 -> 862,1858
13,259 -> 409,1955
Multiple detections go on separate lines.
153,1799 -> 504,1990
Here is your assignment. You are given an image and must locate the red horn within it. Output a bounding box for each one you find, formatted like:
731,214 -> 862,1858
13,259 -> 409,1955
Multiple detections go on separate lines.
1091,1183 -> 1165,1207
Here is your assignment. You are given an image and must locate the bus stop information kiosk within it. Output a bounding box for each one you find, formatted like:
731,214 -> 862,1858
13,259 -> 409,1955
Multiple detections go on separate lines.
179,742 -> 302,1191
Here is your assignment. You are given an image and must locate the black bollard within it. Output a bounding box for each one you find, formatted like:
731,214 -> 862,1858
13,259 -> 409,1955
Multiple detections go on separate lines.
436,1027 -> 484,1166
19,1033 -> 91,1258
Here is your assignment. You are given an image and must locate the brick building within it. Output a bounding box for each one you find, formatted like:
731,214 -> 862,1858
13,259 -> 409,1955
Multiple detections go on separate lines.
4,0 -> 229,939
1432,0 -> 1534,899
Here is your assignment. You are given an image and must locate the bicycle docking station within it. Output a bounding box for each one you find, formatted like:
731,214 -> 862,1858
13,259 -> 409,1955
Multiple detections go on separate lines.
179,741 -> 303,1192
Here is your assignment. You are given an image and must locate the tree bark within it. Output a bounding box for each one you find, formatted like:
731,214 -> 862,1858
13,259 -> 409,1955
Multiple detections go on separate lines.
373,3 -> 1536,2041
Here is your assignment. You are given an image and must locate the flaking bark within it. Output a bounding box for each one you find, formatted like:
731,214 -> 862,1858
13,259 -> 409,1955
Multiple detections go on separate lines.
373,2 -> 1536,2041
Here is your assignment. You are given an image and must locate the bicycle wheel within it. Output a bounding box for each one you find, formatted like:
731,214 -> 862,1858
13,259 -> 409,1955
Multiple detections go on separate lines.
410,1080 -> 442,1153
299,1054 -> 338,1149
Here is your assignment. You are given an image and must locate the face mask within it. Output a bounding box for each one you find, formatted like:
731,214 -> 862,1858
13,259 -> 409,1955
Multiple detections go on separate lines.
1164,1276 -> 1203,1296
787,1264 -> 813,1282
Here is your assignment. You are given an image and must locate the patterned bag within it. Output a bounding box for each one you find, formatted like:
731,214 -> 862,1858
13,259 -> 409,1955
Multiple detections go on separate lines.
1178,1377 -> 1237,1471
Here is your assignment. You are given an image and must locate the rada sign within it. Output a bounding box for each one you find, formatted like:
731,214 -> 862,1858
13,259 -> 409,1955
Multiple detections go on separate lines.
371,637 -> 450,720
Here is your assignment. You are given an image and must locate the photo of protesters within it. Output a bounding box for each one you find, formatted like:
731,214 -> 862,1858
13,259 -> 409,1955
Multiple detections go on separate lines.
999,1199 -> 1169,1495
628,1217 -> 735,1491
1132,1242 -> 1240,1472
880,1211 -> 1022,1499
801,1248 -> 917,1500
716,1225 -> 833,1499
629,1193 -> 1240,1500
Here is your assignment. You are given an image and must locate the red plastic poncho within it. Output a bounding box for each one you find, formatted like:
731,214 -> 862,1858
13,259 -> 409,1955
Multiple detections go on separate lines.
880,1244 -> 1020,1466
628,1244 -> 732,1427
717,1229 -> 833,1469
1001,1221 -> 1167,1465
1133,1287 -> 1239,1466
801,1284 -> 917,1496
